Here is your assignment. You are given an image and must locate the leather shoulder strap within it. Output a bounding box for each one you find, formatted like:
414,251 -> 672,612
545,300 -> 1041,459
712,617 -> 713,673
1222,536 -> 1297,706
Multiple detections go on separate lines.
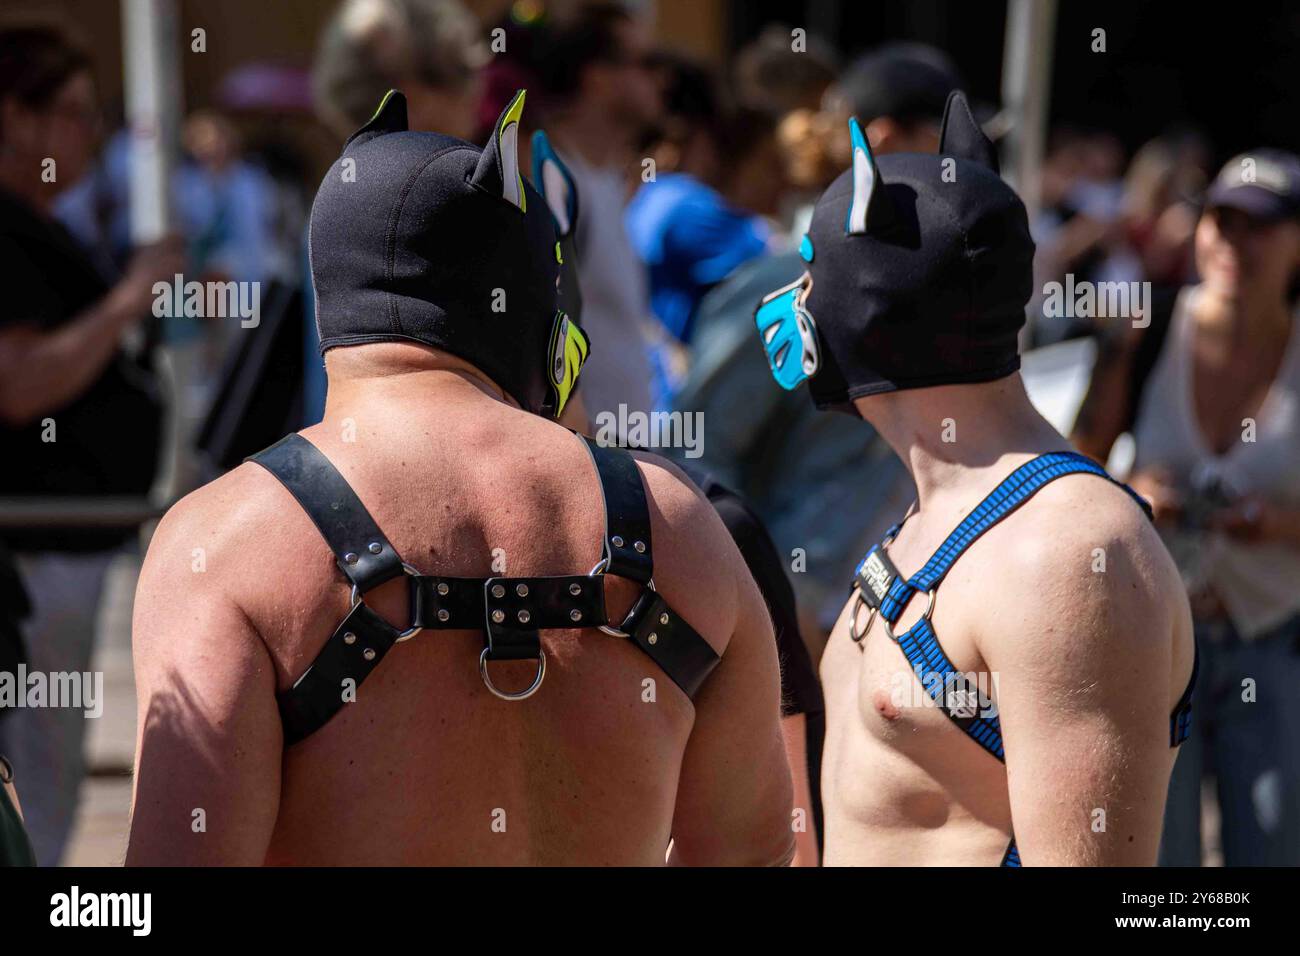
581,436 -> 654,583
580,436 -> 720,698
247,434 -> 404,593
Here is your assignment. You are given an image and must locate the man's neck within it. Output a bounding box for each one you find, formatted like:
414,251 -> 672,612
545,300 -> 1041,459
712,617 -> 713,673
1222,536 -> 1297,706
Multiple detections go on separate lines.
857,375 -> 1070,510
321,343 -> 514,419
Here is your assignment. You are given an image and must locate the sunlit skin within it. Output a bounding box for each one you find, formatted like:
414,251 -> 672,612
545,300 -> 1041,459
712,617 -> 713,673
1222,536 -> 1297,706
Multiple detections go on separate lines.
820,373 -> 1194,865
127,343 -> 795,866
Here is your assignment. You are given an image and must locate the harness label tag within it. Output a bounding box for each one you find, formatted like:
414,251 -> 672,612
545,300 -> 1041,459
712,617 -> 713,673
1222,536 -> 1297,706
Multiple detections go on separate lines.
856,547 -> 899,608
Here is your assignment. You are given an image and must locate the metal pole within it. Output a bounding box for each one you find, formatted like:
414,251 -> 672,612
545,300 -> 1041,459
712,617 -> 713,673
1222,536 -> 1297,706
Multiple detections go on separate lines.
0,499 -> 165,530
1000,0 -> 1057,222
121,0 -> 181,243
1001,0 -> 1057,346
122,0 -> 194,504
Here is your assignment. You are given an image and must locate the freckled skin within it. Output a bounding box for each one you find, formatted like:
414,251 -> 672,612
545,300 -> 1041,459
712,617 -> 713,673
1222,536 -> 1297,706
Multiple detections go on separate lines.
127,350 -> 794,866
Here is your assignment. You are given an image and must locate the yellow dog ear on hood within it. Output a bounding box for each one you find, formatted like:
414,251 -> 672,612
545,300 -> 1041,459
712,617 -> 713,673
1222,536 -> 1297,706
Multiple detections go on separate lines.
343,88 -> 408,151
470,88 -> 527,212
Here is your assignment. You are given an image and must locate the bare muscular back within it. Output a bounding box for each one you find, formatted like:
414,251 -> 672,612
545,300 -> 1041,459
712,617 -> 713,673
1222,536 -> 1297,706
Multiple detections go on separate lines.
820,463 -> 1195,867
127,374 -> 793,866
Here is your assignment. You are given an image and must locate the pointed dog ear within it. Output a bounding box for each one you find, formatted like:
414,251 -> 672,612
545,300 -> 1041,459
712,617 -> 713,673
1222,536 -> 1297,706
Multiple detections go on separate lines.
938,90 -> 999,173
845,116 -> 894,235
531,129 -> 579,238
471,89 -> 527,212
343,89 -> 408,150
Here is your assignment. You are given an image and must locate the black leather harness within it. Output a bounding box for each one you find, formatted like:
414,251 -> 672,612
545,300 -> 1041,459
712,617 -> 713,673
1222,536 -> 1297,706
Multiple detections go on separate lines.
247,433 -> 721,745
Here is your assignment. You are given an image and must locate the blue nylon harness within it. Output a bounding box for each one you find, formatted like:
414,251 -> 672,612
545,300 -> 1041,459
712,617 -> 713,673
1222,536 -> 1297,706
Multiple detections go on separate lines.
849,451 -> 1198,867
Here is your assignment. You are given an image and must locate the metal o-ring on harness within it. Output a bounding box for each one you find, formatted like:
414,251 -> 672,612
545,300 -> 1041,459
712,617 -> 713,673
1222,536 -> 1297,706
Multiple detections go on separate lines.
348,561 -> 425,643
586,556 -> 656,638
848,584 -> 937,644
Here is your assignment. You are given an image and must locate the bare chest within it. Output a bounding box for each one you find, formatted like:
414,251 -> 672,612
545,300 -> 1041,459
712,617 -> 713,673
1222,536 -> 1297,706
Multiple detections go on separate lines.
820,559 -> 1011,832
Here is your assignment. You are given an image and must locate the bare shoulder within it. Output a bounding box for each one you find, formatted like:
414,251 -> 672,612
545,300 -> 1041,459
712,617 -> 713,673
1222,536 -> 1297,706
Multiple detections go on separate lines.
143,461 -> 290,583
628,450 -> 752,642
975,471 -> 1187,678
631,451 -> 741,567
136,459 -> 321,640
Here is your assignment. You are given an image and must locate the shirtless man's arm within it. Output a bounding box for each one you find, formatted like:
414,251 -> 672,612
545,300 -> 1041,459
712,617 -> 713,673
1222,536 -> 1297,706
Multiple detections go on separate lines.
984,489 -> 1188,865
646,462 -> 795,867
127,493 -> 282,866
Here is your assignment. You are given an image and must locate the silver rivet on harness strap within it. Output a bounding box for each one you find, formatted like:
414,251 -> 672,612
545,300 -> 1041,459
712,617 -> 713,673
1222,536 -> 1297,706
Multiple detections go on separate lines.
569,582 -> 582,596
343,632 -> 357,645
611,535 -> 624,548
517,610 -> 531,624
491,610 -> 505,624
491,584 -> 505,598
437,582 -> 449,596
570,609 -> 581,622
368,542 -> 382,554
516,583 -> 529,597
343,552 -> 359,565
633,540 -> 646,553
363,648 -> 376,661
437,609 -> 450,622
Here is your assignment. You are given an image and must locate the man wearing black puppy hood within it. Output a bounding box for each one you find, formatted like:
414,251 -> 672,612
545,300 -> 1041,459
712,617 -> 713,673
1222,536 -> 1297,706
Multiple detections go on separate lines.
755,92 -> 1197,865
127,91 -> 793,866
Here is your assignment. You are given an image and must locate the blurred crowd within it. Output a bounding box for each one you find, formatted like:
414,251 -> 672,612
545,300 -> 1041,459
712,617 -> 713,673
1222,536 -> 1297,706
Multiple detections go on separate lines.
1,0 -> 1298,867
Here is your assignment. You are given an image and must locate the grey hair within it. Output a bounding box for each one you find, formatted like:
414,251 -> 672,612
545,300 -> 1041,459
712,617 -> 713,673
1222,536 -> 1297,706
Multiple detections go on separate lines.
312,0 -> 487,136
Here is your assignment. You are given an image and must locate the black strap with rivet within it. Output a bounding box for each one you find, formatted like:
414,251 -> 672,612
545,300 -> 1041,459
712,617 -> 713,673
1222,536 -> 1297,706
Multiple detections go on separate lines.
250,435 -> 403,593
247,432 -> 721,745
581,436 -> 653,582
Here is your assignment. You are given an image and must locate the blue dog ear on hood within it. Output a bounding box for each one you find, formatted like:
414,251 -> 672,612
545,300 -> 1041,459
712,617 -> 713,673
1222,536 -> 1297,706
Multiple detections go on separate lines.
845,116 -> 894,235
531,129 -> 579,238
938,90 -> 999,174
343,89 -> 408,150
471,88 -> 527,212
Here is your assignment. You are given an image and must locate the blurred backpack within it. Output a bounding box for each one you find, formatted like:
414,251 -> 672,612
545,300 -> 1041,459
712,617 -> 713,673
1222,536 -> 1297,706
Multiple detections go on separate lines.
195,280 -> 305,475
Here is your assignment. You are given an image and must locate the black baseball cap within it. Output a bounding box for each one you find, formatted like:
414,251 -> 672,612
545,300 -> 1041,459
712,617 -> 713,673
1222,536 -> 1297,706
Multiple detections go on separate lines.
830,42 -> 963,124
1205,149 -> 1300,222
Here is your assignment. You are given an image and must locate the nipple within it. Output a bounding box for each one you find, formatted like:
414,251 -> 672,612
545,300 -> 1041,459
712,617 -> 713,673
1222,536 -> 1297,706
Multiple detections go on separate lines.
872,688 -> 902,721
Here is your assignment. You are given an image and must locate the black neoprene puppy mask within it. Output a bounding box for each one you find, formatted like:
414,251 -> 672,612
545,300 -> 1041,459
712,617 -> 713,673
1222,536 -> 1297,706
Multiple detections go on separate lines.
310,90 -> 590,419
755,91 -> 1035,415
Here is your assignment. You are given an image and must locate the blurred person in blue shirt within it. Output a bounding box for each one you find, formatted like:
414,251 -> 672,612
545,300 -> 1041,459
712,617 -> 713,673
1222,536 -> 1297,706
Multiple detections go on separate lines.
627,56 -> 783,346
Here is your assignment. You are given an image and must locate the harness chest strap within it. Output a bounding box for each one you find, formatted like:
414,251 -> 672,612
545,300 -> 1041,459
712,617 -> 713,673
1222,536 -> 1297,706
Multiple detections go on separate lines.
248,433 -> 720,745
850,451 -> 1199,868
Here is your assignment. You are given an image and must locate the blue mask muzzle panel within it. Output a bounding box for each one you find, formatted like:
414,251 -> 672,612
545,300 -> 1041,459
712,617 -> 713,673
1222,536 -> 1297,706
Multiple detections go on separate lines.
754,276 -> 820,391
